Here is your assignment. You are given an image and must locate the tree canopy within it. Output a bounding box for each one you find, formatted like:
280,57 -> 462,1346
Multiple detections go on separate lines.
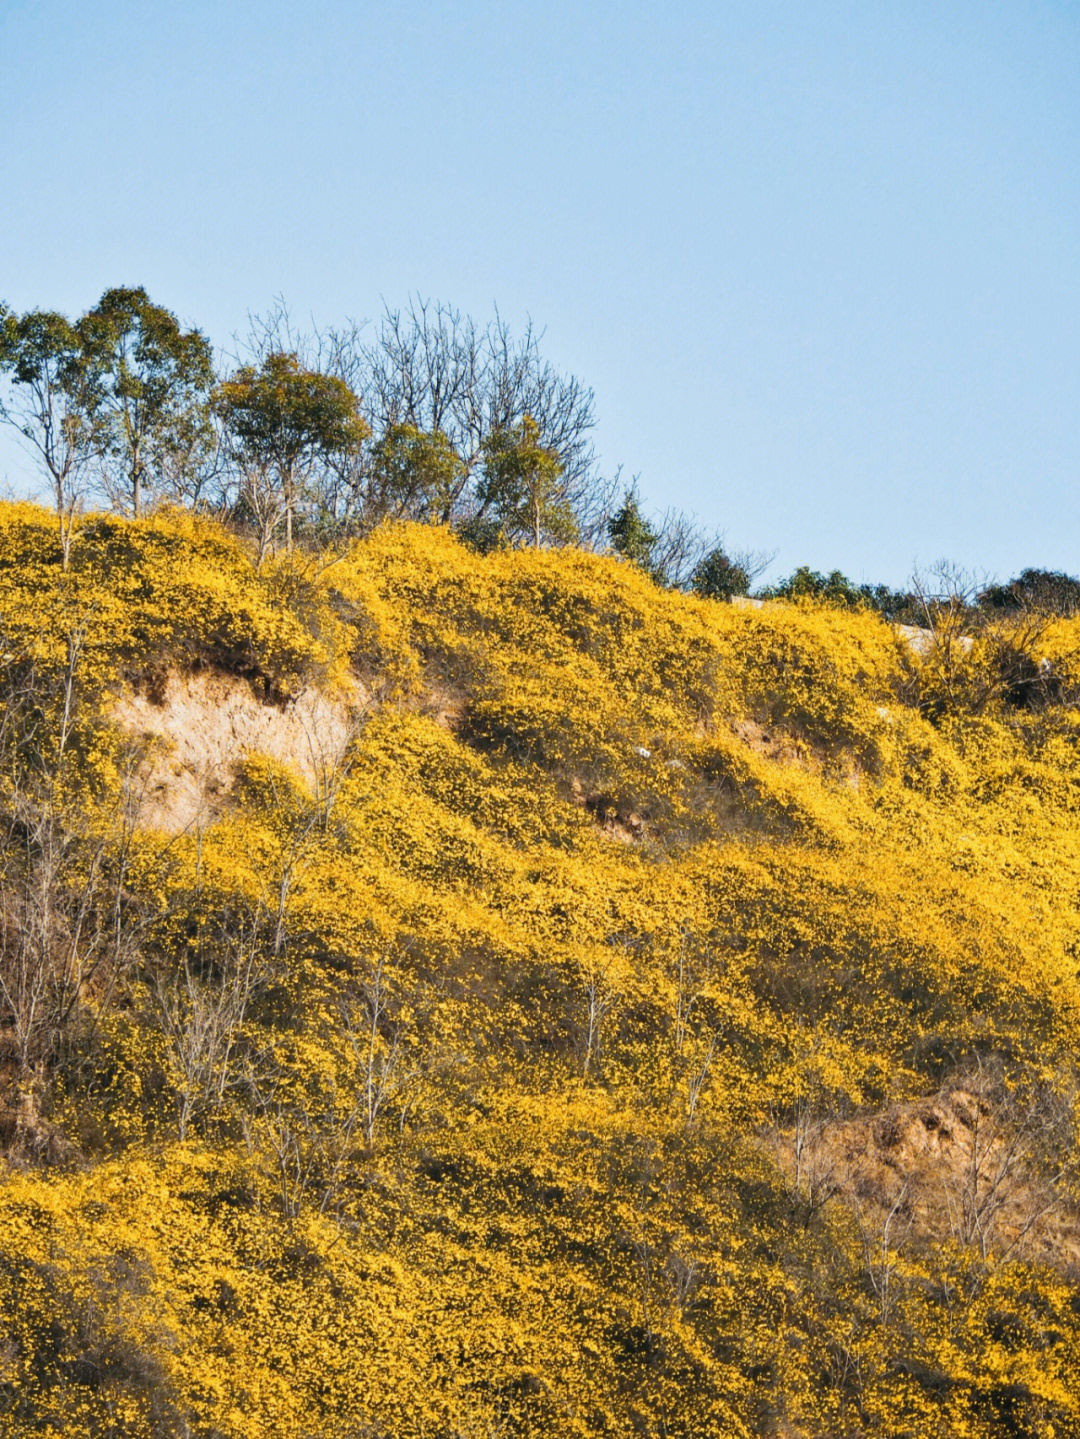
77,287 -> 215,517
607,487 -> 660,576
213,350 -> 369,554
478,414 -> 576,549
0,308 -> 96,564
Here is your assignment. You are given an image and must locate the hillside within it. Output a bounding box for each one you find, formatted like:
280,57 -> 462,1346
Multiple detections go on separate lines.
2,502 -> 1080,1437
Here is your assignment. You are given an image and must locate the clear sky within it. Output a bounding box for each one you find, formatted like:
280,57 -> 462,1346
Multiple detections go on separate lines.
1,0 -> 1077,586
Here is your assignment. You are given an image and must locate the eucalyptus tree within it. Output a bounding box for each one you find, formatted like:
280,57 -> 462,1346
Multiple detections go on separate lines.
78,287 -> 215,517
365,423 -> 464,528
0,306 -> 97,566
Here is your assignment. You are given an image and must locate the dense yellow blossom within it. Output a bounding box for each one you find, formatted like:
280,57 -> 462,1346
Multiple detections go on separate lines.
2,503 -> 1080,1436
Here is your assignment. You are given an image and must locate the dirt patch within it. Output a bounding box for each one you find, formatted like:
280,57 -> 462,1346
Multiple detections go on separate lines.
568,777 -> 647,843
0,1078 -> 74,1163
414,680 -> 467,733
729,717 -> 866,792
113,669 -> 368,833
767,1086 -> 1080,1271
730,717 -> 809,767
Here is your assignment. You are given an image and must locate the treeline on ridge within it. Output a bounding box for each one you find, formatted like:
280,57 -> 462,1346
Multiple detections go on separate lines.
3,287 -> 1076,617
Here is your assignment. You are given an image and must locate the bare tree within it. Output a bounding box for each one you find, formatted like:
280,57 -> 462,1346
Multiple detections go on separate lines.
0,815 -> 103,1076
148,400 -> 225,511
684,1028 -> 720,1129
649,507 -> 713,589
0,626 -> 149,1085
218,296 -> 617,545
907,561 -> 1062,714
671,931 -> 712,1056
250,1096 -> 324,1221
663,1248 -> 707,1321
940,1064 -> 1075,1263
902,561 -> 983,706
351,950 -> 408,1148
299,702 -> 371,835
577,949 -> 620,1080
250,772 -> 322,962
783,1089 -> 846,1227
242,946 -> 434,1218
153,904 -> 268,1140
608,485 -> 771,593
346,944 -> 445,1148
855,1181 -> 912,1325
668,934 -> 724,1128
768,1033 -> 849,1228
231,445 -> 293,567
360,299 -> 613,539
910,560 -> 983,634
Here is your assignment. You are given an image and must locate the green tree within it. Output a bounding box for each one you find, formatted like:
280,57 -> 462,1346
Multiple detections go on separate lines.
763,566 -> 864,606
607,487 -> 660,578
0,307 -> 97,567
979,568 -> 1080,618
214,351 -> 369,556
358,299 -> 605,529
367,424 -> 463,528
689,546 -> 750,601
78,287 -> 215,517
478,414 -> 576,549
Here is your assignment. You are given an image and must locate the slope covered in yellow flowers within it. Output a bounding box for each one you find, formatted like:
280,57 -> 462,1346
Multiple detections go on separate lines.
2,502 -> 1080,1437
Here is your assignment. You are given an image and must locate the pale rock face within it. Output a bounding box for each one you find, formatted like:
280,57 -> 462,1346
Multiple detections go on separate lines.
895,623 -> 974,658
112,669 -> 366,833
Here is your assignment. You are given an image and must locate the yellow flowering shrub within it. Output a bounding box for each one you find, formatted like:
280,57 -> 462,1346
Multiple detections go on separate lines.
2,506 -> 1080,1436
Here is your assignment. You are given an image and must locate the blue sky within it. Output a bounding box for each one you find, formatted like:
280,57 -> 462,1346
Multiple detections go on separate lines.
1,0 -> 1077,586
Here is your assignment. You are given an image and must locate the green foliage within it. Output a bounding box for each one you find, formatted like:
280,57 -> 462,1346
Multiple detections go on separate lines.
607,486 -> 660,577
763,565 -> 866,606
761,567 -> 935,625
979,567 -> 1080,617
857,581 -> 925,624
455,512 -> 509,555
214,350 -> 369,554
0,308 -> 82,393
479,414 -> 577,548
0,308 -> 100,563
367,423 -> 463,525
689,545 -> 750,601
78,287 -> 216,517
